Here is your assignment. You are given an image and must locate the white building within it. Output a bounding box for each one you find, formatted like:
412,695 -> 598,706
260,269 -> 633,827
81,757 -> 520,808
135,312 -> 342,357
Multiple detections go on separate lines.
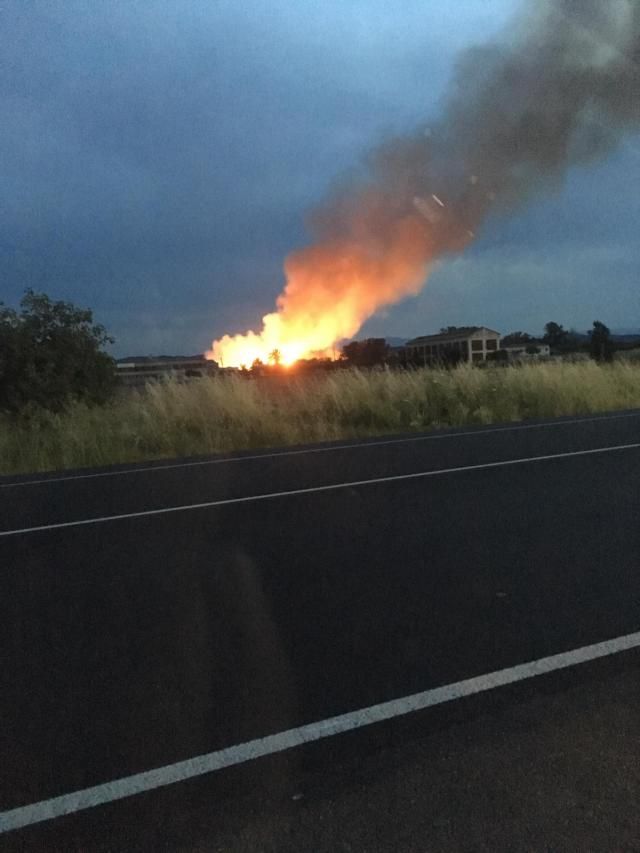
501,341 -> 551,360
115,355 -> 218,388
404,327 -> 501,366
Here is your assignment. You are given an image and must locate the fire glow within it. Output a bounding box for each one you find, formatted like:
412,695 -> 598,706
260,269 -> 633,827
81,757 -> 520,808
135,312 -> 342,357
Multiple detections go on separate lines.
207,1 -> 639,369
208,195 -> 460,368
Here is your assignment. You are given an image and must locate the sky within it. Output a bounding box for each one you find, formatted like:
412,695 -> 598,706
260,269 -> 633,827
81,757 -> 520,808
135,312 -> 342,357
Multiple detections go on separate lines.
2,0 -> 638,356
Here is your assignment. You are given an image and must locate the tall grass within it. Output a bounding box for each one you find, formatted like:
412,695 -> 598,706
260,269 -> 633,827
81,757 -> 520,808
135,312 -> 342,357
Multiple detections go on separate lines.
2,360 -> 640,475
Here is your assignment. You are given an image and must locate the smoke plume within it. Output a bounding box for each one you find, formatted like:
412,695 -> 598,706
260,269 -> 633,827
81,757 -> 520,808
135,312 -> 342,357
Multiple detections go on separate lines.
209,0 -> 639,367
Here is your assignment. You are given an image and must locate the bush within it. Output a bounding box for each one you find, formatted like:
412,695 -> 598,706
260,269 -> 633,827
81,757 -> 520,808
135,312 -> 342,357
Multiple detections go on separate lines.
0,289 -> 115,413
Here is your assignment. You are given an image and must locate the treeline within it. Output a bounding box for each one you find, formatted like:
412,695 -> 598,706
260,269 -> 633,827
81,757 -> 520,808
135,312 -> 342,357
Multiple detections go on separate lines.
343,320 -> 634,369
503,321 -> 621,362
1,287 -> 636,416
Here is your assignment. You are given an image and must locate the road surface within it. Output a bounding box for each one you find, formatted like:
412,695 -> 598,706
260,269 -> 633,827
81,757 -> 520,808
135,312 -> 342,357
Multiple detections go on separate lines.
1,410 -> 639,850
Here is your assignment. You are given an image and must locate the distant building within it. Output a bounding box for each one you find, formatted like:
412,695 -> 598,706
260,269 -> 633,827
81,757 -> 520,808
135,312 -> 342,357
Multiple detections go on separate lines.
501,341 -> 551,360
403,327 -> 501,366
115,355 -> 218,388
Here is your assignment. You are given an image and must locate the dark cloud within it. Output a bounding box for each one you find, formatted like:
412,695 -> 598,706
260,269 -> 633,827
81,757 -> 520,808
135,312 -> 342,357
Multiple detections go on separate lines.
1,0 -> 637,354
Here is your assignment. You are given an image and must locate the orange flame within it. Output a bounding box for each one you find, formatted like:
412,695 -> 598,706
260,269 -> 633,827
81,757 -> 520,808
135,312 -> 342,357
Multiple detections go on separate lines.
211,0 -> 637,369
207,210 -> 439,368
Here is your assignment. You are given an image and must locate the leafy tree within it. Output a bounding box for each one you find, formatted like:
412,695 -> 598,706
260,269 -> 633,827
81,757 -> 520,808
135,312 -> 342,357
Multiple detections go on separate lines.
589,320 -> 614,362
268,349 -> 282,366
439,326 -> 469,334
501,331 -> 533,347
0,289 -> 115,413
486,348 -> 508,363
342,338 -> 390,367
543,321 -> 570,351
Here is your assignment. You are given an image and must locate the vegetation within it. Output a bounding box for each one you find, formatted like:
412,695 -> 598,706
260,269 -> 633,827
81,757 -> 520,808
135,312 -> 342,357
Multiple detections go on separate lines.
589,320 -> 614,362
616,348 -> 640,362
0,289 -> 115,413
342,338 -> 389,367
543,321 -> 570,350
1,360 -> 640,475
501,331 -> 534,347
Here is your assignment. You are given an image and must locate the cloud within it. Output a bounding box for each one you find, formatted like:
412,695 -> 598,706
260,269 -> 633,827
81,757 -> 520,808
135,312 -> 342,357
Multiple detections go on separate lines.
362,235 -> 640,339
2,0 -> 638,354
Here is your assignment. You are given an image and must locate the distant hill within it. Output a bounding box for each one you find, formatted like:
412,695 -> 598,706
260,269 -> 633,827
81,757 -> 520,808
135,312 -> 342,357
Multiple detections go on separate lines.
498,329 -> 640,344
611,329 -> 640,343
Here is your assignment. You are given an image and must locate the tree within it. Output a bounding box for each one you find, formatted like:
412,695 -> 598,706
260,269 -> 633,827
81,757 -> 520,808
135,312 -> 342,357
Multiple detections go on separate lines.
589,320 -> 614,362
0,289 -> 116,413
268,349 -> 282,366
486,348 -> 508,363
439,326 -> 470,335
501,331 -> 533,347
543,322 -> 570,351
341,338 -> 390,367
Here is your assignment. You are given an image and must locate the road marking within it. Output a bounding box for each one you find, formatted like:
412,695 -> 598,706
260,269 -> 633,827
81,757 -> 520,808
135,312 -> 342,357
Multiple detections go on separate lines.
2,629 -> 640,834
1,441 -> 639,538
2,409 -> 639,488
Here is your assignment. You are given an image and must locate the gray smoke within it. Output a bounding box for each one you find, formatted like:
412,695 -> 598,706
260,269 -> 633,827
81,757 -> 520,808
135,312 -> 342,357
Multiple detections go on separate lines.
211,0 -> 639,364
312,0 -> 640,251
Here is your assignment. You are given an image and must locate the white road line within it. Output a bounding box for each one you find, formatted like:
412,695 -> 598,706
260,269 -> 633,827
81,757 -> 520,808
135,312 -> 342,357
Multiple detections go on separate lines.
2,409 -> 639,489
1,442 -> 639,538
2,629 -> 640,835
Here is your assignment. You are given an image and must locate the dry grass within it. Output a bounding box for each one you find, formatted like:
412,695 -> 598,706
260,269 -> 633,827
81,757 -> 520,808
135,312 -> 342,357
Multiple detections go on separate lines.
2,360 -> 640,475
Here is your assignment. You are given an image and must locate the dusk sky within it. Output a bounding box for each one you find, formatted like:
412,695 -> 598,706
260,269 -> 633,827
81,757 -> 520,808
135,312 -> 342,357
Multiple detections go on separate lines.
2,0 -> 639,357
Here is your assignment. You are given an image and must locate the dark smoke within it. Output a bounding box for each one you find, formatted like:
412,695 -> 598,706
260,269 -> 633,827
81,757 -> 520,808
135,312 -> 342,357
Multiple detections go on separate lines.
313,0 -> 640,251
211,0 -> 639,365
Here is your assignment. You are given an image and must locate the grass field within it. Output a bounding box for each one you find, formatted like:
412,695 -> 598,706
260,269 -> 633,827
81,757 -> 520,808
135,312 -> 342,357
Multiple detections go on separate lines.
2,360 -> 640,475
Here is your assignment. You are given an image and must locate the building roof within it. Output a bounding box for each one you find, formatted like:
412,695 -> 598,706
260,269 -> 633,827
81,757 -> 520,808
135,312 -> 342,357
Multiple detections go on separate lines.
116,354 -> 218,371
406,327 -> 500,346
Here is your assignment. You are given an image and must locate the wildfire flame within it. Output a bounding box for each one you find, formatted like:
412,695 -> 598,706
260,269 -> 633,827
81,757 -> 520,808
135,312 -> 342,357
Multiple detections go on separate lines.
207,0 -> 639,369
207,200 -> 454,368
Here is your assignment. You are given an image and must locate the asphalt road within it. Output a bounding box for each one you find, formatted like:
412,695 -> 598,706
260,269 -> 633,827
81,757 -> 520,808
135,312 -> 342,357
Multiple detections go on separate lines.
1,410 -> 640,850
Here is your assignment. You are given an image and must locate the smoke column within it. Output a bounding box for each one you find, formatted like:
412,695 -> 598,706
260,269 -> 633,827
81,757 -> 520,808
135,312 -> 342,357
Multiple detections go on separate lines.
209,0 -> 639,367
